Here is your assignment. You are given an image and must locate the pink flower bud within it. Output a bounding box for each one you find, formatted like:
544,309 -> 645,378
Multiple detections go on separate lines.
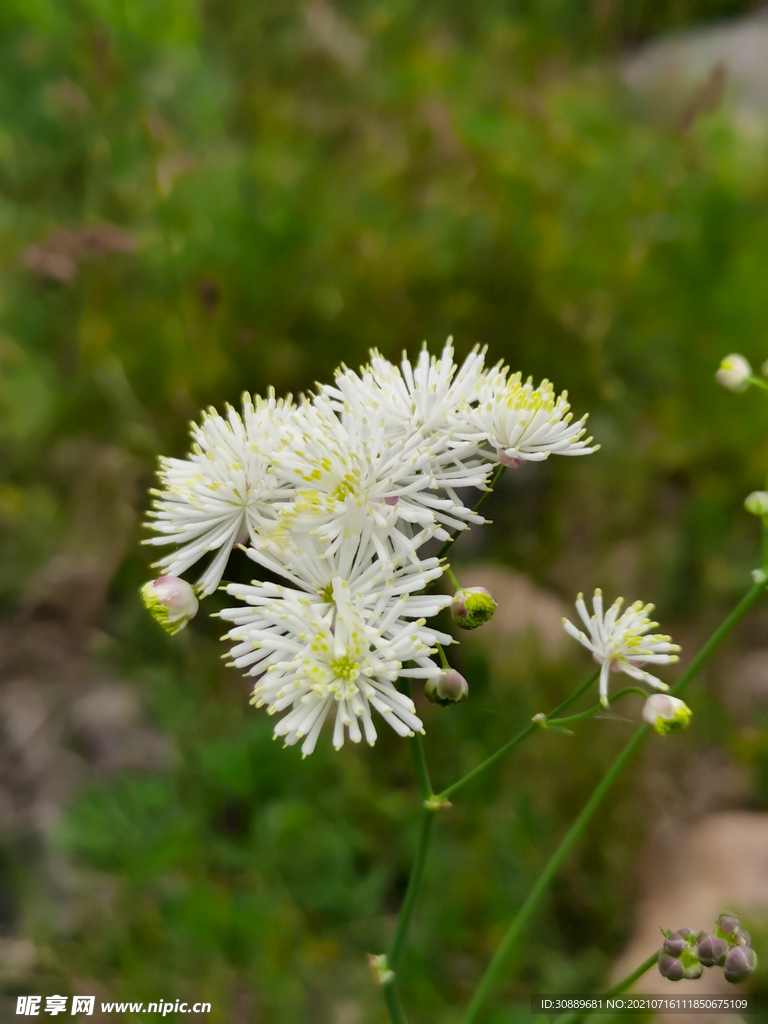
141,576 -> 199,635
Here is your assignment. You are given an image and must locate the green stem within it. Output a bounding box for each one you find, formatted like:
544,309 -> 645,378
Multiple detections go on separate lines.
438,671 -> 599,801
410,730 -> 434,802
553,950 -> 659,1024
461,578 -> 767,1024
382,977 -> 409,1024
445,565 -> 461,591
436,642 -> 450,670
545,687 -> 651,729
747,375 -> 768,390
387,808 -> 435,972
386,729 -> 437,977
436,464 -> 506,562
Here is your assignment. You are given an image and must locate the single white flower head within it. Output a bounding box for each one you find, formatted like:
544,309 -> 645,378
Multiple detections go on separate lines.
143,391 -> 296,595
270,397 -> 491,561
461,370 -> 598,463
715,354 -> 752,393
642,693 -> 692,735
141,576 -> 199,635
562,589 -> 680,705
323,339 -> 488,445
745,491 -> 768,517
220,574 -> 451,757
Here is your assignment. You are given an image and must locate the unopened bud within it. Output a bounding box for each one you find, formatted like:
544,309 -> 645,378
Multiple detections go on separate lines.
451,587 -> 497,630
697,934 -> 729,968
723,945 -> 757,984
716,912 -> 741,940
745,491 -> 768,517
658,953 -> 685,982
642,694 -> 692,736
683,960 -> 704,981
662,932 -> 688,958
715,354 -> 752,393
141,576 -> 199,635
424,669 -> 469,706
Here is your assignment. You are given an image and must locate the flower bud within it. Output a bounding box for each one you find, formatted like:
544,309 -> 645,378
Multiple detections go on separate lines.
658,953 -> 685,982
424,669 -> 469,706
697,934 -> 729,968
735,930 -> 751,947
723,945 -> 757,984
642,694 -> 692,736
662,932 -> 688,958
745,491 -> 768,517
716,912 -> 741,940
715,354 -> 752,393
683,960 -> 704,981
141,576 -> 199,635
450,587 -> 497,630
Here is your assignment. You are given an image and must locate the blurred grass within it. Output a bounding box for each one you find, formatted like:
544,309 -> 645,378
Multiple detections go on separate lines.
3,0 -> 768,1021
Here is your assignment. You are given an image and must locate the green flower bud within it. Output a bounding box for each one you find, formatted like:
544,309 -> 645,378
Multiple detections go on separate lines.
451,587 -> 497,630
724,945 -> 757,984
141,576 -> 199,635
642,694 -> 692,736
697,935 -> 729,968
683,960 -> 704,981
424,669 -> 469,706
745,491 -> 768,517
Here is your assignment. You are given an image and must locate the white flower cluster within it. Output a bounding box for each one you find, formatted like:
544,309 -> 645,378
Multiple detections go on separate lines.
143,340 -> 597,755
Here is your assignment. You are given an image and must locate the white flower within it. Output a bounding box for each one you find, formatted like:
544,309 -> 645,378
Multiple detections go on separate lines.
143,391 -> 295,595
322,338 -> 488,445
141,575 -> 199,635
642,694 -> 692,735
562,589 -> 680,705
270,397 -> 491,562
715,354 -> 752,393
220,574 -> 451,756
462,370 -> 598,463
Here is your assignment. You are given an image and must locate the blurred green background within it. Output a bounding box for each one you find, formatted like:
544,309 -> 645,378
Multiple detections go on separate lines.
3,0 -> 768,1021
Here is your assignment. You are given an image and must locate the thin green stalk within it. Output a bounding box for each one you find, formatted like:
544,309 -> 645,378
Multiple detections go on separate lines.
438,671 -> 599,801
386,729 -> 436,976
382,978 -> 410,1024
387,808 -> 434,971
436,464 -> 506,562
436,642 -> 450,670
554,950 -> 659,1024
445,565 -> 461,591
545,687 -> 650,729
410,730 -> 434,802
461,578 -> 767,1024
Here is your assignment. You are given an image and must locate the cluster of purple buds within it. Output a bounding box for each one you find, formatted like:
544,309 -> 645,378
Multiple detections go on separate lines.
658,913 -> 757,985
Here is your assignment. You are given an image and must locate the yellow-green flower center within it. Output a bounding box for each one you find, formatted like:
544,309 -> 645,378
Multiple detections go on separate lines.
331,655 -> 359,682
